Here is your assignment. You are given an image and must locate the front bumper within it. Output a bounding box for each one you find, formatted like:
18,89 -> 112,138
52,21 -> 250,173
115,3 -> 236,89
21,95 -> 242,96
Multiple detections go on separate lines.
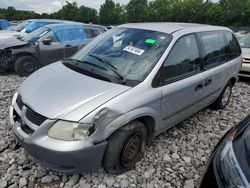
9,101 -> 107,174
15,134 -> 107,174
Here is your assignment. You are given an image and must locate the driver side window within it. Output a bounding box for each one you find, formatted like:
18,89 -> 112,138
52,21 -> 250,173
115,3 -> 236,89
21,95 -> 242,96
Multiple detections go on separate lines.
156,34 -> 200,86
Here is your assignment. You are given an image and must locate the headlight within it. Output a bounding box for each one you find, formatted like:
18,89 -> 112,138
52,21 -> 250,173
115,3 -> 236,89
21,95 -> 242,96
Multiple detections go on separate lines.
218,140 -> 250,187
48,120 -> 94,141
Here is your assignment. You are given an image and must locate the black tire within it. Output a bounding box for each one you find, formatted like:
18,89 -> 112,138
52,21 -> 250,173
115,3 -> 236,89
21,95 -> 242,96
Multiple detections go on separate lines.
103,121 -> 147,174
14,56 -> 40,77
211,81 -> 232,110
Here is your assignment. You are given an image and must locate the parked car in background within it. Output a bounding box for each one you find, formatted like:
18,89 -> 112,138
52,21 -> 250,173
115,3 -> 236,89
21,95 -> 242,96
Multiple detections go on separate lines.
199,115 -> 250,188
238,34 -> 250,77
0,19 -> 66,40
234,31 -> 249,39
0,19 -> 10,30
0,23 -> 105,76
9,23 -> 241,174
10,20 -> 22,26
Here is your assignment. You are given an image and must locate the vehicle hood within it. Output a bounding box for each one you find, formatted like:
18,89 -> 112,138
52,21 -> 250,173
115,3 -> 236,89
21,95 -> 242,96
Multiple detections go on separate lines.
19,61 -> 131,121
242,48 -> 250,59
0,30 -> 25,40
0,37 -> 28,50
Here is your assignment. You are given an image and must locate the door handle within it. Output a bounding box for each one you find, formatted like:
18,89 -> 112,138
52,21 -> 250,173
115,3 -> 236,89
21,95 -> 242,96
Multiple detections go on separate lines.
204,79 -> 212,86
195,83 -> 203,91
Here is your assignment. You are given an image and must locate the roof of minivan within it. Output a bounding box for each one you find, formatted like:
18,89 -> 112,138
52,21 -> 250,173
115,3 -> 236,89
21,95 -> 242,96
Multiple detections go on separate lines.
119,22 -> 230,34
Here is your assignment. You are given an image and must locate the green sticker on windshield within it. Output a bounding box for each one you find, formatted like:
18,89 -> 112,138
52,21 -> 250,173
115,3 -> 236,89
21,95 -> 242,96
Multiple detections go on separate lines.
145,39 -> 156,44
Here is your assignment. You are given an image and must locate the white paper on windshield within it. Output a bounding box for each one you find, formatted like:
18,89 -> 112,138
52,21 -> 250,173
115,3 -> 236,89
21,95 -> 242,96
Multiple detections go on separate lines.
123,46 -> 145,56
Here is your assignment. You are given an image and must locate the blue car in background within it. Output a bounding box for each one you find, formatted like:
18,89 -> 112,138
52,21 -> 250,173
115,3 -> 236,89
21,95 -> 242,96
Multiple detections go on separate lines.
0,19 -> 68,39
0,19 -> 10,30
0,23 -> 106,76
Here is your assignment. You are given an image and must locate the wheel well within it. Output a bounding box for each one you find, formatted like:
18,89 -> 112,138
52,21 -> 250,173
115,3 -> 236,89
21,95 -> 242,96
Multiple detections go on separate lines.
229,77 -> 237,86
11,53 -> 39,70
135,116 -> 155,142
14,52 -> 38,62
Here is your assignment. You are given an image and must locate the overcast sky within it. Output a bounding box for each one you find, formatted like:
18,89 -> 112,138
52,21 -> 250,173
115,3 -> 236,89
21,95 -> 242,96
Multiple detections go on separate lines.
0,0 -> 219,14
0,0 -> 130,14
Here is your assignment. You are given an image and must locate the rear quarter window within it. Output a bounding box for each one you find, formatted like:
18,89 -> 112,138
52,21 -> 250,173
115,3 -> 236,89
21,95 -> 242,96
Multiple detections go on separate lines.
198,31 -> 227,69
225,31 -> 241,60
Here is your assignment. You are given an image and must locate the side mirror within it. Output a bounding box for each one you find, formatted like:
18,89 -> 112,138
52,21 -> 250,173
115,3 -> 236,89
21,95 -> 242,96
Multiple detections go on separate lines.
42,38 -> 52,45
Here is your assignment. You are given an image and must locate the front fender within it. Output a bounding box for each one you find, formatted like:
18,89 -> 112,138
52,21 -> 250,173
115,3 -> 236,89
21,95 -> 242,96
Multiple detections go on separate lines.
12,45 -> 38,59
91,107 -> 160,143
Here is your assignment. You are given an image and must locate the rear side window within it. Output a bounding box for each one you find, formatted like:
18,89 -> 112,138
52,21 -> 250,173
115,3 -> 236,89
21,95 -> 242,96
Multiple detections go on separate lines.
55,28 -> 86,43
199,32 -> 227,69
156,34 -> 200,85
84,28 -> 100,39
225,31 -> 241,59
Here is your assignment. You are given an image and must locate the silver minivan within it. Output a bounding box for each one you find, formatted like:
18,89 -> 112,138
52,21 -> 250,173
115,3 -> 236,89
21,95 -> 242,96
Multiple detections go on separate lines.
9,23 -> 242,174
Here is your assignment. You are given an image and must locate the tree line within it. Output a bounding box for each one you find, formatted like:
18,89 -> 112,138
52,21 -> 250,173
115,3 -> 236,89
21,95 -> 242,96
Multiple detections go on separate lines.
0,0 -> 250,27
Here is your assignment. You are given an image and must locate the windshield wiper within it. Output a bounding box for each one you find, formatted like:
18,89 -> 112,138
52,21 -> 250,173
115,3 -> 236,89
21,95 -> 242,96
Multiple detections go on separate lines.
89,53 -> 127,84
65,58 -> 107,71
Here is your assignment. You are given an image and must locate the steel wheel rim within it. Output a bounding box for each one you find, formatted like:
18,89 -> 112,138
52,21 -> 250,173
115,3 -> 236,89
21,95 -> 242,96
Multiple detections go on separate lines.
121,133 -> 142,168
222,87 -> 231,106
23,61 -> 35,73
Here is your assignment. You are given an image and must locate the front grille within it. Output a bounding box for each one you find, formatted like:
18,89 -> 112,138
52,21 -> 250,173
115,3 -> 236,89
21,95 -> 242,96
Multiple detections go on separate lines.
13,108 -> 34,135
21,124 -> 34,134
16,95 -> 23,109
26,108 -> 47,125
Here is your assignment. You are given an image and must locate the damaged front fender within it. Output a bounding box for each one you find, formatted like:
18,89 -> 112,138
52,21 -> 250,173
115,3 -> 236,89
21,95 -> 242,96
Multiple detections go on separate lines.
0,50 -> 13,72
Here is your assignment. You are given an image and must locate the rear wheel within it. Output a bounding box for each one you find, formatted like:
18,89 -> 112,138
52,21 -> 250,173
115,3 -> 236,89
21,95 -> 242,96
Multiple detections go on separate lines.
211,81 -> 232,110
14,56 -> 40,77
103,121 -> 147,174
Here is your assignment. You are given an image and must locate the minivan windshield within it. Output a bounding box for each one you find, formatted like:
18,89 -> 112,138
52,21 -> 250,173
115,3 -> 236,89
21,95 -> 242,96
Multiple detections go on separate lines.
70,27 -> 172,83
22,27 -> 50,42
239,34 -> 250,48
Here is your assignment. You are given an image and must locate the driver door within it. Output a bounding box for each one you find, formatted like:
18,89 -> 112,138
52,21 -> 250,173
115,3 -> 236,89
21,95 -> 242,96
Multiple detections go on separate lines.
38,33 -> 65,66
154,34 -> 206,132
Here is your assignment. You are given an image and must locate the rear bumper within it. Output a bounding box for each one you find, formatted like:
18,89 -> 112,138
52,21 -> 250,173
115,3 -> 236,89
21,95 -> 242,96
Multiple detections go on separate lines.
239,63 -> 250,78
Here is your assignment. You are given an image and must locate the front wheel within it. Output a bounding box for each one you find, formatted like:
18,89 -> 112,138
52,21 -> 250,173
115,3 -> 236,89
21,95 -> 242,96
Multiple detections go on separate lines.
14,56 -> 40,77
103,121 -> 147,174
211,81 -> 232,110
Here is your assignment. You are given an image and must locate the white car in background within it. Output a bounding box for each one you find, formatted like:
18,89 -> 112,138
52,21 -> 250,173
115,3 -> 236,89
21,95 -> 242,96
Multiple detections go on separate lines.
239,34 -> 250,77
0,19 -> 65,40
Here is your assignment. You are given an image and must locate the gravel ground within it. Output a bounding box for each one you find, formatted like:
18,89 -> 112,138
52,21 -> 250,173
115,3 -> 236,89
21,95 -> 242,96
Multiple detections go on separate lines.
0,74 -> 250,188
